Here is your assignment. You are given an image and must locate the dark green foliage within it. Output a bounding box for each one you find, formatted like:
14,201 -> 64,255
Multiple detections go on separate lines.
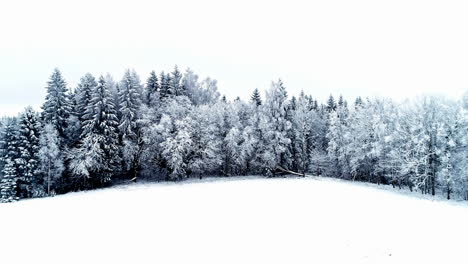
251,88 -> 262,106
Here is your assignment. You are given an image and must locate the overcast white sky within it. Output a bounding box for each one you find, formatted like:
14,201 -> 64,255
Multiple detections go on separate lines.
1,0 -> 468,116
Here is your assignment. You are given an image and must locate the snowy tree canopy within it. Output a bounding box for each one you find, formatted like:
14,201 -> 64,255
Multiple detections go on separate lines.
2,67 -> 468,202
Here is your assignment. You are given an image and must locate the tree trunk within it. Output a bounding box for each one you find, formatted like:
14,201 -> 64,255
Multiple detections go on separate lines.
47,159 -> 51,196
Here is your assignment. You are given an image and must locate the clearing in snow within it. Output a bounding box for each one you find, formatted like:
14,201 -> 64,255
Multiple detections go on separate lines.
0,176 -> 467,264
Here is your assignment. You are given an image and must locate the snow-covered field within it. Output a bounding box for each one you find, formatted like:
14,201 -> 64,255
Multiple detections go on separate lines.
1,176 -> 467,264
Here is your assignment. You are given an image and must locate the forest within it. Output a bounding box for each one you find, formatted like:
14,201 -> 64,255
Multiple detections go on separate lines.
0,67 -> 467,202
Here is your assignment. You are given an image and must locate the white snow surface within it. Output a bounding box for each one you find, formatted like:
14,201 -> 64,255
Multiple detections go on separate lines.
1,176 -> 467,264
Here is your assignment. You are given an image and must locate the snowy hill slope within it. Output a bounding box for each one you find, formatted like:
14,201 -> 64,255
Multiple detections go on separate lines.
1,176 -> 467,264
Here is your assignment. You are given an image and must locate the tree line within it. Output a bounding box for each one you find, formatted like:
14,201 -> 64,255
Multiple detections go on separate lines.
0,67 -> 467,202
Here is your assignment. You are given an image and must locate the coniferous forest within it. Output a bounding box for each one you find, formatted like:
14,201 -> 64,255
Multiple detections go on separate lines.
1,67 -> 467,203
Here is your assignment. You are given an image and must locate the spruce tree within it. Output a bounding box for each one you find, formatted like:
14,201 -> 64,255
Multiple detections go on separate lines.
354,96 -> 364,109
145,70 -> 159,106
159,71 -> 175,99
17,107 -> 41,198
251,88 -> 262,106
171,65 -> 185,96
0,119 -> 20,202
338,95 -> 344,107
0,119 -> 6,176
327,94 -> 337,112
118,71 -> 143,180
42,68 -> 71,138
0,159 -> 19,202
81,76 -> 120,182
76,73 -> 98,123
118,70 -> 142,140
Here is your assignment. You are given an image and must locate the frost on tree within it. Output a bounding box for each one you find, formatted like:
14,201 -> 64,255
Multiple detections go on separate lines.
182,69 -> 220,106
118,70 -> 144,181
71,76 -> 121,186
76,73 -> 98,124
42,68 -> 72,139
187,104 -> 222,178
0,118 -> 20,202
144,70 -> 160,107
118,70 -> 142,140
258,79 -> 291,176
251,88 -> 262,106
2,67 -> 468,201
0,159 -> 19,202
161,118 -> 193,180
17,107 -> 42,198
38,124 -> 64,195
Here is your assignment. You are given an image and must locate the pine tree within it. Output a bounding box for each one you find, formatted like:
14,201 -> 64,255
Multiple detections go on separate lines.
118,70 -> 142,140
251,88 -> 262,106
326,94 -> 337,112
0,159 -> 19,202
42,68 -> 72,138
171,65 -> 185,96
145,70 -> 159,106
79,76 -> 120,183
65,88 -> 82,147
354,96 -> 364,109
42,68 -> 71,138
118,70 -> 144,180
0,119 -> 20,202
76,73 -> 98,123
159,71 -> 169,99
0,118 -> 6,176
17,107 -> 41,198
338,95 -> 344,107
291,92 -> 314,175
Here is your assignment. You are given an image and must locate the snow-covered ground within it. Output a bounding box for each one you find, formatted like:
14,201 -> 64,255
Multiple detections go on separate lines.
1,176 -> 467,264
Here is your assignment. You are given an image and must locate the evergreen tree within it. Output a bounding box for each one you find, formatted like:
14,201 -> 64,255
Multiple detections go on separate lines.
17,107 -> 41,198
118,70 -> 142,140
0,119 -> 20,202
76,73 -> 98,123
326,94 -> 337,112
171,65 -> 185,96
291,92 -> 314,175
0,159 -> 19,202
354,96 -> 364,109
0,118 -> 6,176
145,70 -> 159,106
42,68 -> 71,138
159,71 -> 169,99
78,76 -> 120,183
65,88 -> 82,147
118,70 -> 144,180
338,95 -> 344,107
251,88 -> 262,106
